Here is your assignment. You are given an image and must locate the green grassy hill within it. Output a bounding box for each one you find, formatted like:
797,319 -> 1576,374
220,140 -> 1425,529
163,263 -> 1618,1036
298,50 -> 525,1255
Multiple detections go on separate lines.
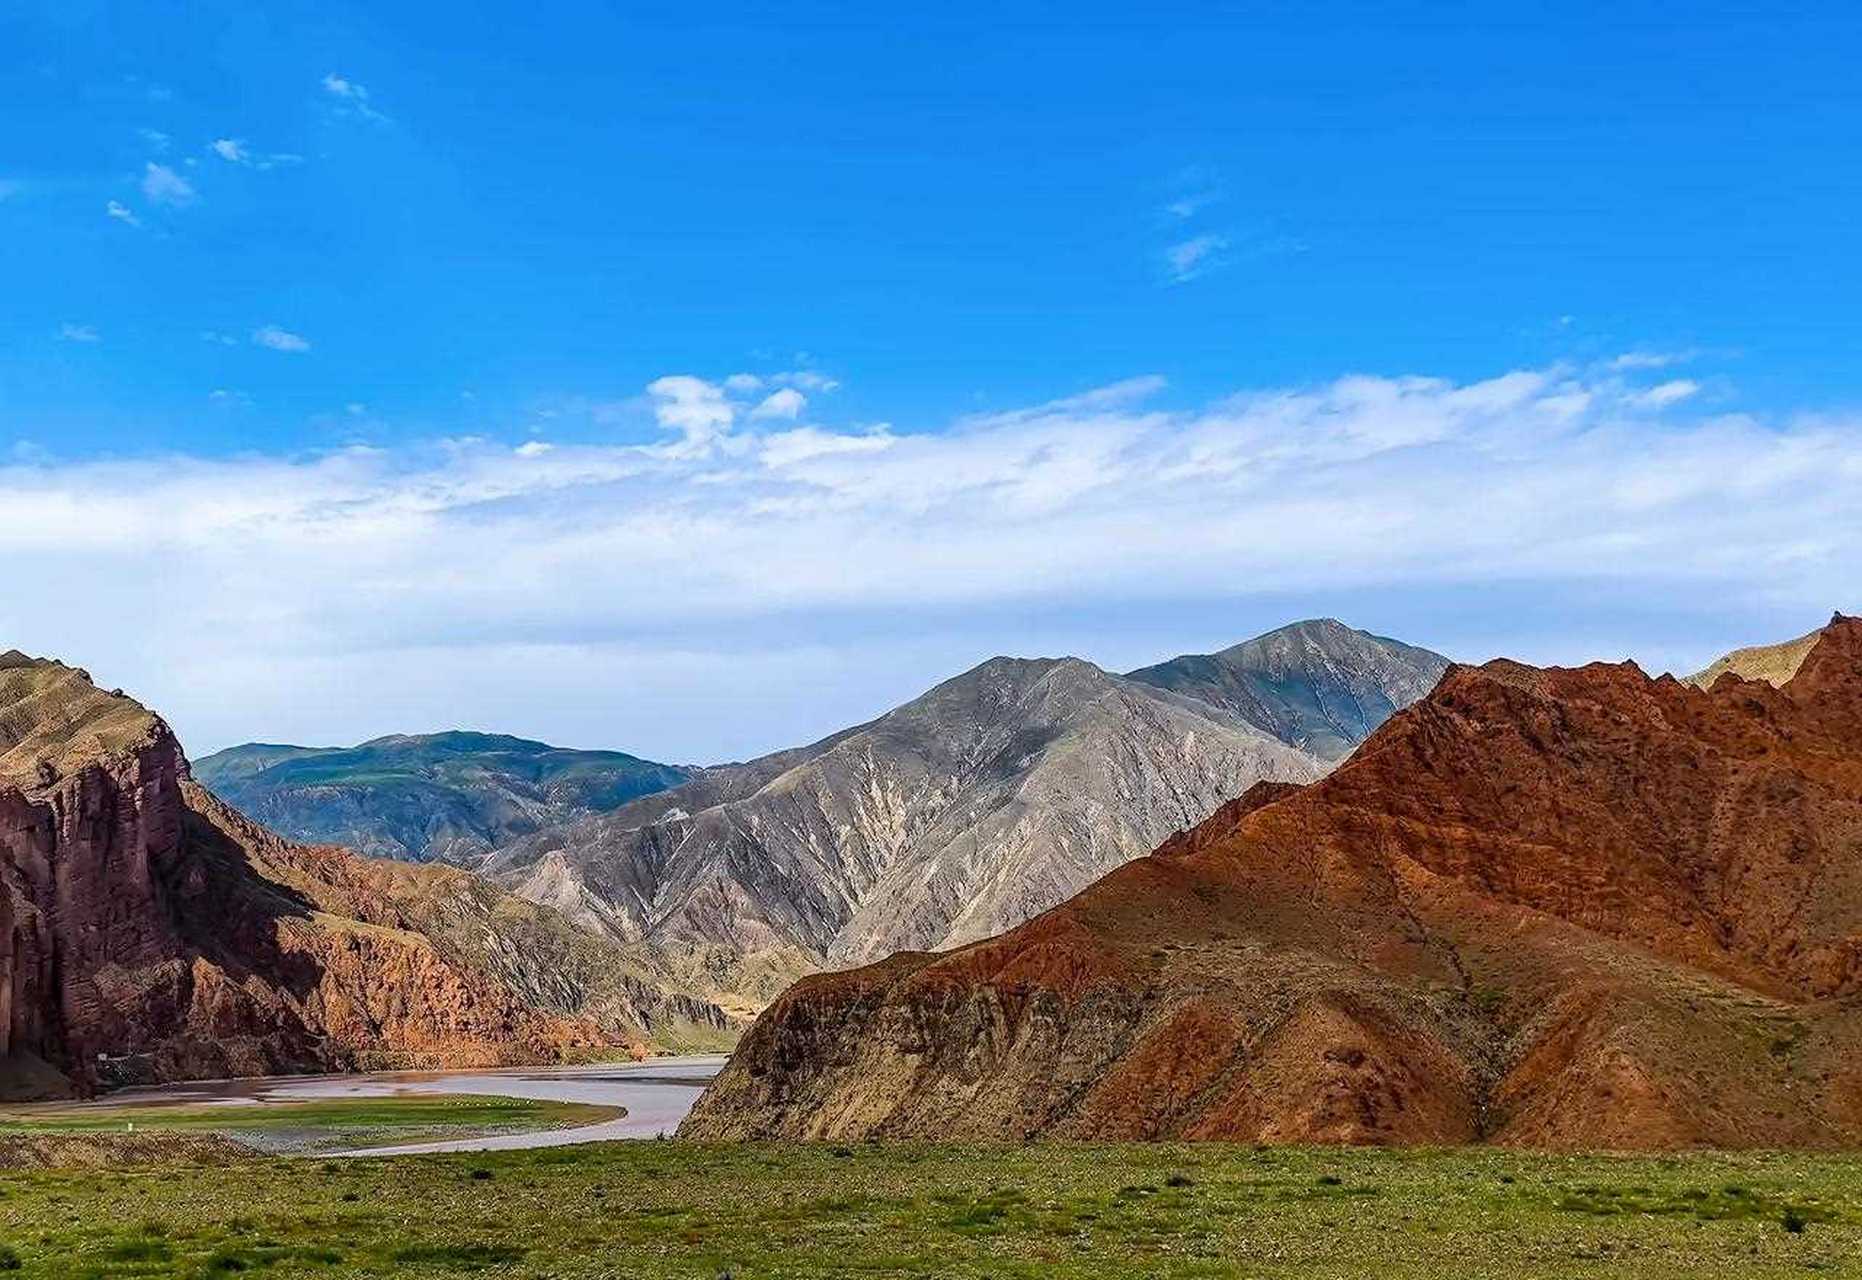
195,731 -> 695,862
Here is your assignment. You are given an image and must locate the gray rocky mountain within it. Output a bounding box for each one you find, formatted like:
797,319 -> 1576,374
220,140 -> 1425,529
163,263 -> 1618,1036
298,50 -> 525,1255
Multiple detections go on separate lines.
1125,618 -> 1450,759
486,621 -> 1446,1012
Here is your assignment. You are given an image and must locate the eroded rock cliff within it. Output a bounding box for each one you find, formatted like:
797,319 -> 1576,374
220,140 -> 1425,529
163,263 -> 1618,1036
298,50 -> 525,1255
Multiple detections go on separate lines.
0,654 -> 725,1099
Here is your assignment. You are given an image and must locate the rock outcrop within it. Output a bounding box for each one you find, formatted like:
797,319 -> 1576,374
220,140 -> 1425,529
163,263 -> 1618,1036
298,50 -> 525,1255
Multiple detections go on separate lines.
195,732 -> 694,863
684,614 -> 1862,1150
0,654 -> 727,1099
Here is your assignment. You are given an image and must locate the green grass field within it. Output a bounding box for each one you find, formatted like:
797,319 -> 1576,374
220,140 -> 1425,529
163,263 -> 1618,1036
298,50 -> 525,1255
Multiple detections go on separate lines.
2,1140 -> 1861,1277
0,1094 -> 618,1155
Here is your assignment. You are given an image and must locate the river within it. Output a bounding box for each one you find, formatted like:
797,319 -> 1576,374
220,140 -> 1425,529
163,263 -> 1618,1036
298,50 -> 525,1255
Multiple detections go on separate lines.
76,1055 -> 726,1156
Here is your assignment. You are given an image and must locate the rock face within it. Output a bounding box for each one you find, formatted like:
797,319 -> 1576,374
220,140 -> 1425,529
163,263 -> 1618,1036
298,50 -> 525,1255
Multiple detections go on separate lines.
490,649 -> 1351,1012
1126,618 -> 1449,759
0,655 -> 727,1099
685,614 -> 1862,1151
195,732 -> 694,863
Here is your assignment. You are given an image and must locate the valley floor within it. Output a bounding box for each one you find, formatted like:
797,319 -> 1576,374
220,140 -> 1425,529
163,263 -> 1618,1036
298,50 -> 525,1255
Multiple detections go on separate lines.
2,1140 -> 1860,1277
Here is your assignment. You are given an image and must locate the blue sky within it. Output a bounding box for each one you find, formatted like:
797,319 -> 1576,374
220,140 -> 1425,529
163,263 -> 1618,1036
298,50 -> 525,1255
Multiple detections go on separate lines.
2,2 -> 1859,760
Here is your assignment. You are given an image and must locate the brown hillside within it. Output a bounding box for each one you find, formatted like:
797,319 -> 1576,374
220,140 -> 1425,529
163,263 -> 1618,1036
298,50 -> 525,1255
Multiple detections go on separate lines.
685,613 -> 1862,1150
1685,627 -> 1823,689
1,655 -> 724,1098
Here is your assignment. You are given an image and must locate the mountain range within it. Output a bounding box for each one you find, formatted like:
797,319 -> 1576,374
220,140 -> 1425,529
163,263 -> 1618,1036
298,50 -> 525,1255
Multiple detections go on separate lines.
187,620 -> 1445,1015
684,613 -> 1862,1150
482,620 -> 1447,1012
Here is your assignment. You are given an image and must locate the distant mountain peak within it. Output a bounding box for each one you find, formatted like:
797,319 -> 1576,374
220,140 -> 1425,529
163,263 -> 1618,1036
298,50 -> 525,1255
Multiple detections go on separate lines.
194,732 -> 694,862
1127,619 -> 1449,760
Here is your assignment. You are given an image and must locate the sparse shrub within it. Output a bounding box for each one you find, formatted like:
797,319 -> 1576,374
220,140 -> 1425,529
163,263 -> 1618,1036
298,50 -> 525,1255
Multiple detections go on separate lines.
469,1168 -> 494,1181
1783,1206 -> 1808,1234
0,1246 -> 19,1272
105,1237 -> 172,1262
389,1243 -> 524,1267
1316,1174 -> 1343,1187
1164,1173 -> 1194,1188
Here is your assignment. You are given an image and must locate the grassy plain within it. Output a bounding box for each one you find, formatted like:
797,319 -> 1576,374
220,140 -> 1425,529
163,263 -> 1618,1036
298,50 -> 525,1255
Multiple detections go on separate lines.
0,1095 -> 617,1155
1,1140 -> 1860,1277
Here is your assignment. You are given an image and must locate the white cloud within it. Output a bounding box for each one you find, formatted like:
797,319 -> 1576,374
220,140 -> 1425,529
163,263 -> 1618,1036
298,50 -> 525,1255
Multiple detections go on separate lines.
724,373 -> 764,393
138,128 -> 171,152
1634,379 -> 1701,409
1165,192 -> 1219,219
207,389 -> 252,406
2,364 -> 1856,760
515,441 -> 554,458
775,370 -> 840,393
140,163 -> 196,207
201,330 -> 240,346
210,138 -> 250,164
252,325 -> 311,353
105,200 -> 141,228
1611,349 -> 1698,371
1165,233 -> 1228,283
760,426 -> 894,467
57,323 -> 100,344
322,72 -> 388,122
646,375 -> 737,455
750,388 -> 806,420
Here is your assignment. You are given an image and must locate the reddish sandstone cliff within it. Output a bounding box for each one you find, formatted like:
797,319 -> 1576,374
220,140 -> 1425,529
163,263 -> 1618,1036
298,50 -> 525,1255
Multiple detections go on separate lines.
685,614 -> 1862,1149
0,653 -> 698,1098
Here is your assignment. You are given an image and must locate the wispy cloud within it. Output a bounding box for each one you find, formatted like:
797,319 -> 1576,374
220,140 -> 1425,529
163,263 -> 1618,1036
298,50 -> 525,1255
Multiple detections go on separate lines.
252,325 -> 311,353
1633,379 -> 1701,409
138,128 -> 171,153
1611,349 -> 1699,371
1164,233 -> 1229,283
750,388 -> 806,420
0,179 -> 22,202
105,200 -> 141,228
209,138 -> 303,170
57,323 -> 100,344
140,162 -> 196,207
776,370 -> 840,393
1165,191 -> 1220,220
322,72 -> 389,123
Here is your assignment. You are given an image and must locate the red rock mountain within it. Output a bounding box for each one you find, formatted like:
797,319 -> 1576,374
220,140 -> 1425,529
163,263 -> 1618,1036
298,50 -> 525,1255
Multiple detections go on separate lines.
0,652 -> 725,1099
685,614 -> 1862,1149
